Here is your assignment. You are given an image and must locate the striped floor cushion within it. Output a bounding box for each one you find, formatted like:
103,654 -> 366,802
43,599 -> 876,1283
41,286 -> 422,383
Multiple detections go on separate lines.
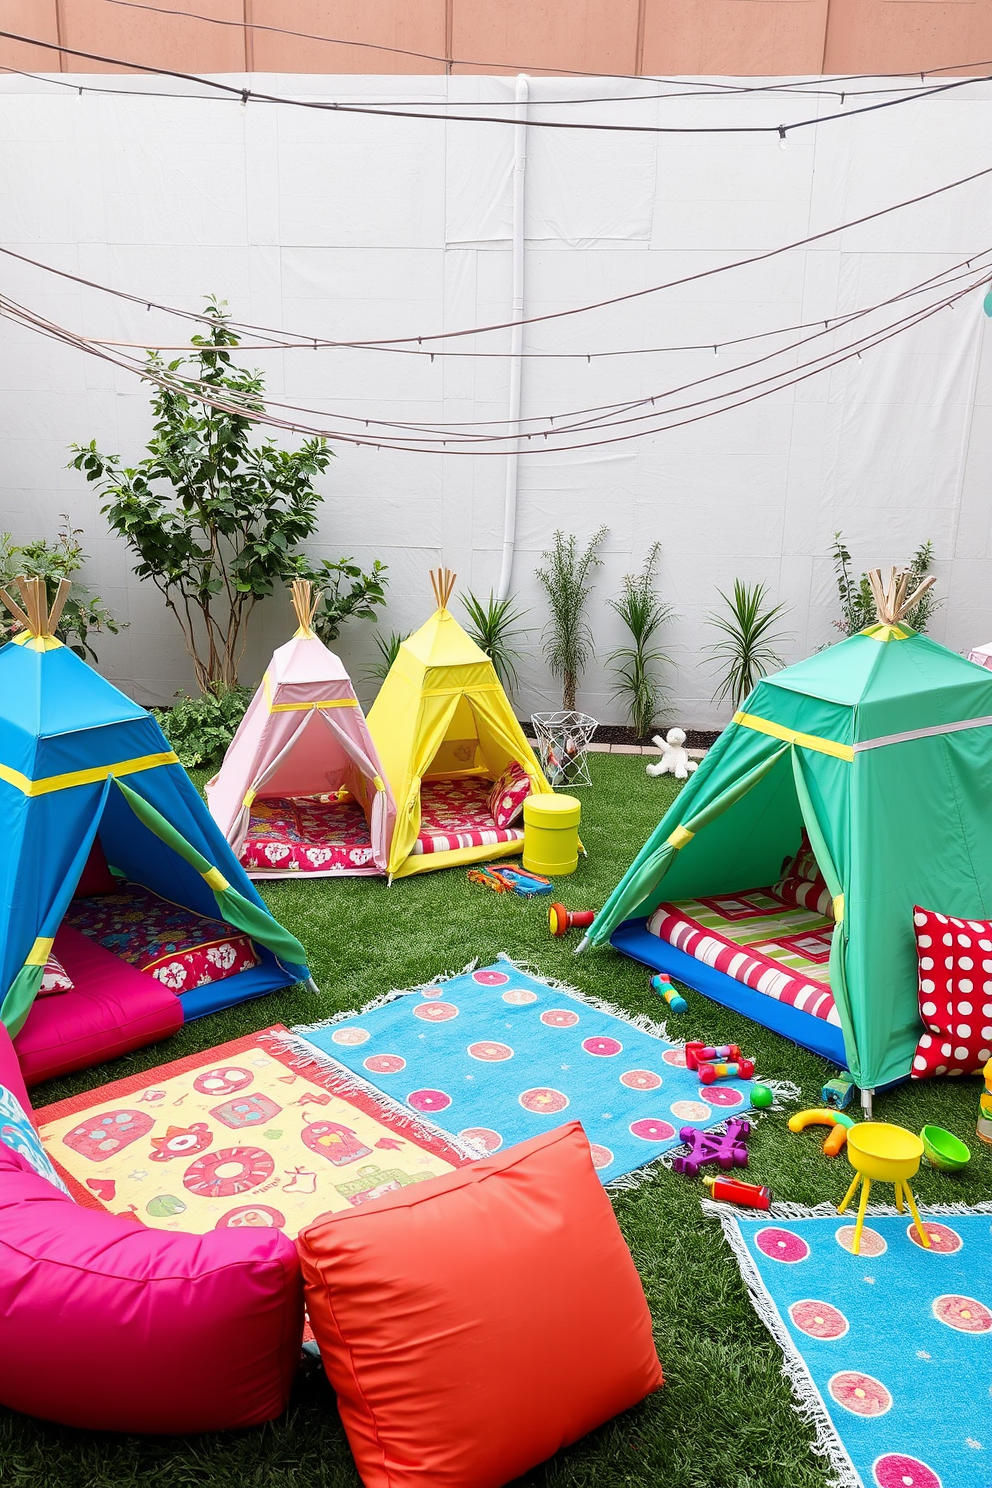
646,889 -> 839,1025
412,777 -> 524,856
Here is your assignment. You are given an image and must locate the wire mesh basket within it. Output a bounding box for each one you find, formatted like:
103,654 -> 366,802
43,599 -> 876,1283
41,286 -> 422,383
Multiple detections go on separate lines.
530,711 -> 598,788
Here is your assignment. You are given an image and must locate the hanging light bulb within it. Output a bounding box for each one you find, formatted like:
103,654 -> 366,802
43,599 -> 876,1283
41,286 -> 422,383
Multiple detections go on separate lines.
984,284 -> 992,318
778,126 -> 788,151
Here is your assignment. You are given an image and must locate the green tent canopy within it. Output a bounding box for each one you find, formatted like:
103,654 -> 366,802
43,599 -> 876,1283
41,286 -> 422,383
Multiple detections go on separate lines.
584,623 -> 992,1093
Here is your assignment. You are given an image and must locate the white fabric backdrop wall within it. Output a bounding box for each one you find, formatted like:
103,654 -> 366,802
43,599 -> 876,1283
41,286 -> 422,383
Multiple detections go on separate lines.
1,73 -> 991,727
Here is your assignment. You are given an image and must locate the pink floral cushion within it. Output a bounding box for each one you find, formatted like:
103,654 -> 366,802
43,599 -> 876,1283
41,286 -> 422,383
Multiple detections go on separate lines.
487,762 -> 532,829
38,955 -> 74,997
911,905 -> 992,1078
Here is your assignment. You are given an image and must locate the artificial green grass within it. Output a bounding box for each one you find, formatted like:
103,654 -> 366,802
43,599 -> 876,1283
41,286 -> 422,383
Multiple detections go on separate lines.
3,753 -> 989,1488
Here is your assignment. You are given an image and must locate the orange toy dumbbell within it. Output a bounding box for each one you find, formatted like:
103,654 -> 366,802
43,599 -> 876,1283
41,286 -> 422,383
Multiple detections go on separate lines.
548,903 -> 596,937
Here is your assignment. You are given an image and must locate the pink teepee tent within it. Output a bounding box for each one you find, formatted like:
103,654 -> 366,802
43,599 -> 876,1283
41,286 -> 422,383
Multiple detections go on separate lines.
207,582 -> 395,877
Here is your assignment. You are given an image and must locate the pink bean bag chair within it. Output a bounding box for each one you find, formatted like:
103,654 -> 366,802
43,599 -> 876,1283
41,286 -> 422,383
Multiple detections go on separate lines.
0,1025 -> 304,1435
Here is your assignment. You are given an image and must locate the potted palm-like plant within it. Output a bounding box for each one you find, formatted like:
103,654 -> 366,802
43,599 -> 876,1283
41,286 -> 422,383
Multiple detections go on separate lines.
535,528 -> 607,710
461,590 -> 529,697
705,580 -> 790,710
607,544 -> 674,740
532,528 -> 608,785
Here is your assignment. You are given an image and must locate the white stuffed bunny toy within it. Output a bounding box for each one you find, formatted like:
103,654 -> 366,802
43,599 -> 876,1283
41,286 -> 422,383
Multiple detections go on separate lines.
646,728 -> 697,781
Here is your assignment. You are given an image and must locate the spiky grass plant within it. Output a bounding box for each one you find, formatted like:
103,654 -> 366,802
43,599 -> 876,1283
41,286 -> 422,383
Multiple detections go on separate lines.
607,543 -> 675,738
461,590 -> 529,697
364,629 -> 405,683
705,579 -> 790,710
535,527 -> 608,710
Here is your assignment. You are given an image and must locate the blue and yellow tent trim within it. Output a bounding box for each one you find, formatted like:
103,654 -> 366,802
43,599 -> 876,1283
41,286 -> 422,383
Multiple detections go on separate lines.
0,576 -> 309,1037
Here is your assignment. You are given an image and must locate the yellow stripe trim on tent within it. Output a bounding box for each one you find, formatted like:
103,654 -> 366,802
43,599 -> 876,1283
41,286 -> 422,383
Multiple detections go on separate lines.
262,672 -> 359,713
860,623 -> 913,643
373,775 -> 385,791
25,936 -> 55,967
733,712 -> 854,763
270,699 -> 358,713
201,866 -> 230,892
667,825 -> 695,849
12,632 -> 63,651
833,894 -> 845,924
0,750 -> 180,798
420,684 -> 503,699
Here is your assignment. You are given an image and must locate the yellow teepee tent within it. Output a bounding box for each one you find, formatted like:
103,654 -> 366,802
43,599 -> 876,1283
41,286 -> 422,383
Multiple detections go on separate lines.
367,570 -> 554,878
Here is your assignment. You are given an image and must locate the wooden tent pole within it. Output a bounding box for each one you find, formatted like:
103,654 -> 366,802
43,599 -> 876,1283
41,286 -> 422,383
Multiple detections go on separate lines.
866,566 -> 937,626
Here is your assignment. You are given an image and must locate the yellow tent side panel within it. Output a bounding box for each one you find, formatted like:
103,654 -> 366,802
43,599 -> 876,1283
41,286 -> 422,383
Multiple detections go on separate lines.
367,606 -> 552,878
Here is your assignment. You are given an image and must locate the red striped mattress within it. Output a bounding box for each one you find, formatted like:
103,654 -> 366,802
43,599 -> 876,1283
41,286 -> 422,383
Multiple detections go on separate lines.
646,891 -> 840,1025
412,778 -> 523,856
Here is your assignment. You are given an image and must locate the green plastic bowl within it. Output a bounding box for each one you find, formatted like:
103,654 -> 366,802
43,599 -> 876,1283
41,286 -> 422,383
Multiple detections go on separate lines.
920,1125 -> 971,1173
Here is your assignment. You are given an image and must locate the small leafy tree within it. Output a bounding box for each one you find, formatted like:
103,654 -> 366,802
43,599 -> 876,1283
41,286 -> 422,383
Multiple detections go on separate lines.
70,300 -> 385,692
0,518 -> 121,662
607,543 -> 675,738
461,590 -> 529,697
705,579 -> 790,710
304,555 -> 388,647
831,532 -> 940,637
535,527 -> 608,710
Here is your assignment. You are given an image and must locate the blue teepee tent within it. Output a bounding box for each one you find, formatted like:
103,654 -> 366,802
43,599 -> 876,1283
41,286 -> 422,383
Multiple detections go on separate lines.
0,579 -> 310,1039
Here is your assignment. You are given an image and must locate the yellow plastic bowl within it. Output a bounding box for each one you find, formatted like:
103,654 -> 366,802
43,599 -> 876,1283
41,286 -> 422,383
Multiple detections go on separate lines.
846,1122 -> 923,1182
920,1125 -> 971,1173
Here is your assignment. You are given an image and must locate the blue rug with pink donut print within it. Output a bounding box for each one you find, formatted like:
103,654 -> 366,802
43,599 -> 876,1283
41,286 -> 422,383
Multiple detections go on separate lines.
716,1205 -> 992,1488
288,958 -> 757,1184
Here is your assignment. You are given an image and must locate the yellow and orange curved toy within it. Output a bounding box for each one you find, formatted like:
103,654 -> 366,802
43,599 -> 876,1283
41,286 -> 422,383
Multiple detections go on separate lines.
788,1108 -> 855,1157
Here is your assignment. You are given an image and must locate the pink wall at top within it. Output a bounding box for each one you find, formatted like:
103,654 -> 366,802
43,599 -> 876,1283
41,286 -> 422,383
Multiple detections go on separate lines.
2,0 -> 991,80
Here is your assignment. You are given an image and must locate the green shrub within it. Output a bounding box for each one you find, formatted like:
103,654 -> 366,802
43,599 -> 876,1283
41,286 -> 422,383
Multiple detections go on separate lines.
364,629 -> 406,683
831,533 -> 940,637
153,684 -> 252,770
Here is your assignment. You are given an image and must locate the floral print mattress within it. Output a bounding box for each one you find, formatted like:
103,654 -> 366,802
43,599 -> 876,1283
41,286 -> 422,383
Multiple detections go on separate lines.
412,777 -> 524,856
65,886 -> 259,995
242,796 -> 379,875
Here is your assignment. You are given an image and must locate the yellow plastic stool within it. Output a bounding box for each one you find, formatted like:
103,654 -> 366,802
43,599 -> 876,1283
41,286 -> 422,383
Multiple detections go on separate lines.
838,1122 -> 929,1253
523,794 -> 581,877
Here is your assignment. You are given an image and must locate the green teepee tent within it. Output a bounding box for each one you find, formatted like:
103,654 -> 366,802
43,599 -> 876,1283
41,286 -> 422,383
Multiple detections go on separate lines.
584,575 -> 992,1094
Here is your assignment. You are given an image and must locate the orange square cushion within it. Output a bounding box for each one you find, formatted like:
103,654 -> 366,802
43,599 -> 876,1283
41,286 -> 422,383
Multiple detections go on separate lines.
297,1122 -> 663,1488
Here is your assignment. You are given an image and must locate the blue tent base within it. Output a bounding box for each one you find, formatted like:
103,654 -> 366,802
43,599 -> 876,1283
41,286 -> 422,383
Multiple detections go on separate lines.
178,958 -> 305,1021
609,919 -> 849,1068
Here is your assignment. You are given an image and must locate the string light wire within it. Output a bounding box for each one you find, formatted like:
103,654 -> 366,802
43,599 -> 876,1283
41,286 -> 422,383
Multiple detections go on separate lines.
2,161 -> 991,357
1,273 -> 983,453
1,29 -> 991,136
4,252 -> 983,438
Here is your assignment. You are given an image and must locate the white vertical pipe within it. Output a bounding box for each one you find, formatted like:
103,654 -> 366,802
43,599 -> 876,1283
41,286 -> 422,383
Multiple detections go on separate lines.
496,73 -> 529,603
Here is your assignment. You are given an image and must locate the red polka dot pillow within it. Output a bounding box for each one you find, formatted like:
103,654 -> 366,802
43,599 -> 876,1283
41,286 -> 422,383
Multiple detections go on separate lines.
912,906 -> 992,1078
